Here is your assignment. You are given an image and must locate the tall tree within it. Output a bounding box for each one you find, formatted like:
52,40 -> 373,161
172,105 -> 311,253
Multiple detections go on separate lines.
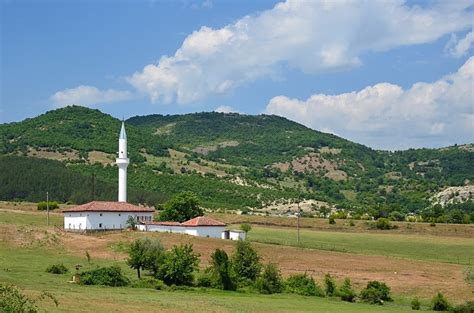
158,191 -> 203,222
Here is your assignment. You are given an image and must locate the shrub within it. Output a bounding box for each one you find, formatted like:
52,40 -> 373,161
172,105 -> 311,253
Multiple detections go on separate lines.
374,218 -> 396,230
207,249 -> 236,290
324,273 -> 337,296
125,215 -> 137,230
46,264 -> 68,274
328,216 -> 336,224
37,201 -> 59,211
256,263 -> 283,294
339,278 -> 356,302
349,220 -> 355,227
359,281 -> 392,305
411,297 -> 421,310
232,241 -> 262,282
285,273 -> 324,296
130,278 -> 166,290
158,244 -> 199,286
80,266 -> 129,287
451,301 -> 474,313
196,272 -> 213,288
240,223 -> 252,234
0,284 -> 38,312
431,292 -> 450,311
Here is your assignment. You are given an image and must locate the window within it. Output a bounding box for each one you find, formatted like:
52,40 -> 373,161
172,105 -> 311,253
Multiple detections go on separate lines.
118,213 -> 121,216
100,213 -> 103,216
99,223 -> 103,228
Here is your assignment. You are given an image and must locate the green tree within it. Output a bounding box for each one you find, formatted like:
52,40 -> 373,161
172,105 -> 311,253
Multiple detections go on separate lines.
256,263 -> 283,294
207,249 -> 236,290
0,284 -> 38,313
431,292 -> 450,311
127,238 -> 150,279
158,192 -> 203,222
324,273 -> 337,296
126,215 -> 137,230
158,244 -> 199,286
231,241 -> 262,282
339,278 -> 356,302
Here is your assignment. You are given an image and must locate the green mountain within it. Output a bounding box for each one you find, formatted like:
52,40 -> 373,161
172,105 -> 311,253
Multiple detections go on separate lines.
1,105 -> 472,219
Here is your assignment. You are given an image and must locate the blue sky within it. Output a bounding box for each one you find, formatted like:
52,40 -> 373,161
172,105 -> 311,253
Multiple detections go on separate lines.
1,0 -> 473,150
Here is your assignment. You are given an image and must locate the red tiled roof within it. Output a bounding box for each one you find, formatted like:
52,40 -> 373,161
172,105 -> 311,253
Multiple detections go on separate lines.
62,201 -> 154,213
140,221 -> 182,226
181,216 -> 226,227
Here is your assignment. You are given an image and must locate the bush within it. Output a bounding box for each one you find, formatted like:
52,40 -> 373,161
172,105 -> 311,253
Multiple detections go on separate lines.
157,244 -> 199,286
285,273 -> 324,296
324,273 -> 337,296
130,278 -> 166,290
339,278 -> 356,302
373,218 -> 397,230
411,297 -> 421,310
431,292 -> 450,311
80,266 -> 129,287
451,301 -> 474,313
240,223 -> 252,234
232,241 -> 262,282
256,263 -> 283,294
46,264 -> 68,274
0,284 -> 38,312
37,201 -> 59,211
359,281 -> 392,304
328,216 -> 336,224
196,272 -> 213,288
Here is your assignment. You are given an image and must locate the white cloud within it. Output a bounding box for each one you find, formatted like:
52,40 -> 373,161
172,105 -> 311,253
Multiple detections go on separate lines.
214,105 -> 240,113
50,85 -> 133,107
265,57 -> 474,150
127,0 -> 473,104
445,31 -> 474,58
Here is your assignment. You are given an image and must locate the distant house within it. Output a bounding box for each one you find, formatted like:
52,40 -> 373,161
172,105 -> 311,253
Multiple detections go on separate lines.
63,201 -> 154,231
137,216 -> 227,239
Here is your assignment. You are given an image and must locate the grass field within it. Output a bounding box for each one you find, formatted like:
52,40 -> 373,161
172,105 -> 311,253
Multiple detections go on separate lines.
0,204 -> 472,312
0,243 -> 425,313
247,225 -> 474,265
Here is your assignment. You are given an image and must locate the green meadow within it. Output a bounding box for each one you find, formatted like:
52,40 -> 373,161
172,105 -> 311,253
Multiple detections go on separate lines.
0,243 -> 421,313
247,225 -> 474,265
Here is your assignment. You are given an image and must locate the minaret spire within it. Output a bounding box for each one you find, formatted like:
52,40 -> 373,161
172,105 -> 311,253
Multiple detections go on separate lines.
116,121 -> 129,202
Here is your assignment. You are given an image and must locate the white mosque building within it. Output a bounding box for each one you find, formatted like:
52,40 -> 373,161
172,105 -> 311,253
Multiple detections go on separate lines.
62,122 -> 242,239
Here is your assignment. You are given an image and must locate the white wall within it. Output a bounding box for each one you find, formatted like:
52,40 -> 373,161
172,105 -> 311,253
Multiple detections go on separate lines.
229,231 -> 246,241
137,224 -> 225,239
188,226 -> 225,238
64,212 -> 153,231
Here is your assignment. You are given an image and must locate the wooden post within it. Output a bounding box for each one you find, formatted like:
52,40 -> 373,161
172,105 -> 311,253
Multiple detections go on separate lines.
297,201 -> 300,244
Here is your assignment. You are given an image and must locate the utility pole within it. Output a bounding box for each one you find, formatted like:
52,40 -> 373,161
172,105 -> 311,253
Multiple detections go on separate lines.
46,191 -> 50,226
297,201 -> 300,244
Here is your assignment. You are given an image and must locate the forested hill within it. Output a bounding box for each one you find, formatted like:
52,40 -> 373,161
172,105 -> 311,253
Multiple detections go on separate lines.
0,105 -> 472,219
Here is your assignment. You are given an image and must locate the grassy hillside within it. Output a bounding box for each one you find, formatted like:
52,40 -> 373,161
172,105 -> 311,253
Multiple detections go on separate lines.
0,106 -> 472,216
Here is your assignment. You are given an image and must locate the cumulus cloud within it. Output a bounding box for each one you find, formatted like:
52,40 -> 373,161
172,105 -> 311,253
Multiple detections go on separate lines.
445,31 -> 474,58
265,57 -> 474,150
50,85 -> 133,107
127,0 -> 473,104
214,105 -> 240,113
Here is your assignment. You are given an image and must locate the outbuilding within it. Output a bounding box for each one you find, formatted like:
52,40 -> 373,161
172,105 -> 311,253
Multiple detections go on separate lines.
137,216 -> 226,239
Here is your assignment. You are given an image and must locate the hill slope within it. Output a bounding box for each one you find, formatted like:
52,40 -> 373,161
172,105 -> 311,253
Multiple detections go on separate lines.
0,106 -> 472,219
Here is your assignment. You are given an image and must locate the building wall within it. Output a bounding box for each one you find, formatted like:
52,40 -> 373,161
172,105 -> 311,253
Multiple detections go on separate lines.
229,231 -> 246,241
188,226 -> 225,238
64,212 -> 153,231
137,225 -> 225,239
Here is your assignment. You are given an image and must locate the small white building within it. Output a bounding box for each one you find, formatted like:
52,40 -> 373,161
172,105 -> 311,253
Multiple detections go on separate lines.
63,201 -> 154,231
137,216 -> 226,239
222,230 -> 247,241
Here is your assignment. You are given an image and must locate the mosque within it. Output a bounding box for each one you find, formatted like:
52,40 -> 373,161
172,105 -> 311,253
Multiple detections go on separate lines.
62,122 -> 244,240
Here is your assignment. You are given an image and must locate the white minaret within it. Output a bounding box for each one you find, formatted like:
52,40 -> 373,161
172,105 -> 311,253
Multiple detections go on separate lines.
116,122 -> 129,202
